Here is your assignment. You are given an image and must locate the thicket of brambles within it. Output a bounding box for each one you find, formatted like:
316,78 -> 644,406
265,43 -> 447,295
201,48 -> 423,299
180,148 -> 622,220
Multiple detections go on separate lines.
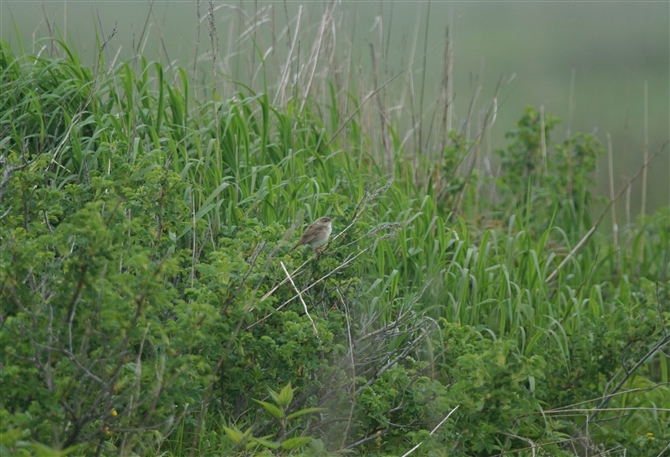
1,28 -> 668,457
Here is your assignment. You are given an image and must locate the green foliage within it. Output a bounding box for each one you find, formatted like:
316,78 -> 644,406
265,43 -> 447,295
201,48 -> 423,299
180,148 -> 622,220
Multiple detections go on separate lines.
437,322 -> 556,456
226,382 -> 325,453
1,38 -> 668,457
495,106 -> 604,235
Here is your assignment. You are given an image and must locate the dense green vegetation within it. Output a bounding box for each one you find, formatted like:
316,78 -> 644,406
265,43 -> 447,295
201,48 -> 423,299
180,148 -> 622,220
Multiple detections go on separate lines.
1,36 -> 668,457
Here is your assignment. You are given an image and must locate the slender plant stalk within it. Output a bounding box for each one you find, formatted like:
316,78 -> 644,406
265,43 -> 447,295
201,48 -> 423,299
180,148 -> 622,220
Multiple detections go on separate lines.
606,133 -> 619,265
547,140 -> 668,283
641,80 -> 648,218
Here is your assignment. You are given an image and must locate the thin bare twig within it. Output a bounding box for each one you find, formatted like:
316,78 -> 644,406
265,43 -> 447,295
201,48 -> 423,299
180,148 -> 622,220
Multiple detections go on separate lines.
338,290 -> 357,450
345,429 -> 391,449
400,405 -> 460,457
571,333 -> 670,439
280,261 -> 319,339
548,382 -> 670,411
656,440 -> 670,457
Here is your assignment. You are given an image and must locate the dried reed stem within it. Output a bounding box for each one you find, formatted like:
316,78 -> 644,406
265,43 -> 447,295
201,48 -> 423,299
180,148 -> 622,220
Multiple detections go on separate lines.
547,140 -> 668,284
369,42 -> 391,172
300,3 -> 332,112
641,80 -> 648,218
417,0 -> 432,156
275,5 -> 302,105
566,68 -> 575,140
606,133 -> 619,262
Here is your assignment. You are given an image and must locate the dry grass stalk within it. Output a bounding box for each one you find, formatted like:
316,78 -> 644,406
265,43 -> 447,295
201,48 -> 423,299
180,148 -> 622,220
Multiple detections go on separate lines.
369,42 -> 391,173
540,104 -> 548,175
400,405 -> 460,457
454,77 -> 502,215
275,5 -> 302,106
546,140 -> 668,284
606,133 -> 619,263
571,331 -> 670,442
280,261 -> 319,339
437,26 -> 454,158
416,0 -> 432,157
641,80 -> 649,217
338,289 -> 357,450
299,3 -> 334,112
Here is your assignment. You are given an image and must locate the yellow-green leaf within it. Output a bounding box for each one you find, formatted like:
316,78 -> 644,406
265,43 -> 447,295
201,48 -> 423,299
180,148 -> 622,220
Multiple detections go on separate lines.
222,425 -> 250,444
250,437 -> 280,449
281,436 -> 312,450
277,382 -> 294,408
286,407 -> 325,420
253,399 -> 285,419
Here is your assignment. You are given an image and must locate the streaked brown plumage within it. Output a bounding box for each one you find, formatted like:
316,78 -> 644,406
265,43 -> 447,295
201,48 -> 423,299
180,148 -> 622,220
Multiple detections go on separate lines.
289,217 -> 333,252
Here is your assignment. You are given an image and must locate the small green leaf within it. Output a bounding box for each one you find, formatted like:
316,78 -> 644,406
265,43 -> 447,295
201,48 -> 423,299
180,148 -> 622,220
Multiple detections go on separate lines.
277,382 -> 294,408
281,436 -> 313,450
250,437 -> 281,449
253,399 -> 285,419
31,441 -> 81,457
309,439 -> 326,452
222,425 -> 250,444
286,407 -> 326,420
268,387 -> 281,405
0,429 -> 23,447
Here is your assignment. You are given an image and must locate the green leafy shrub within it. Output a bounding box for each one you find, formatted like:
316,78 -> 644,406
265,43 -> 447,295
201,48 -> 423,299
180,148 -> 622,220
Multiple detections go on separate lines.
496,106 -> 604,237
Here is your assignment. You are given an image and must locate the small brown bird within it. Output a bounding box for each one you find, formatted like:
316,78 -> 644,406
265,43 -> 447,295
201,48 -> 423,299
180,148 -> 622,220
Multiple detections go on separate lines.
289,217 -> 333,252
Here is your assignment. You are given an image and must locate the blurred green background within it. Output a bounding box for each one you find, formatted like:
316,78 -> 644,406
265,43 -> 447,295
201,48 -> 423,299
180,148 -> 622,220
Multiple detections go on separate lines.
2,0 -> 668,214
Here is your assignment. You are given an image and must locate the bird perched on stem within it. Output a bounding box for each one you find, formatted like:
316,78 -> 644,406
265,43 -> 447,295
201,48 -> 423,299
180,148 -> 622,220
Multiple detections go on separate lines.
289,217 -> 333,252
